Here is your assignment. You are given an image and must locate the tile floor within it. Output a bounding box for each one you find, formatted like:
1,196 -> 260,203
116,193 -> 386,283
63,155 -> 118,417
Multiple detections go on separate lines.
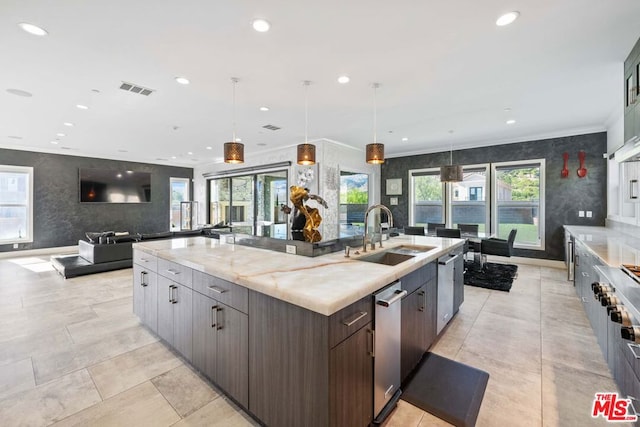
0,256 -> 627,426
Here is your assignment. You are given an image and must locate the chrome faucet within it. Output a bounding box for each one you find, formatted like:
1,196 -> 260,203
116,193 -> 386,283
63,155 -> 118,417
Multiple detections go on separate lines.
362,204 -> 394,253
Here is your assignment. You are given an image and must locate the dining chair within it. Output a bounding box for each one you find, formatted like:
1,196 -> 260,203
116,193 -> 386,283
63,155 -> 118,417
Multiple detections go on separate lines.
436,227 -> 461,238
427,223 -> 445,233
404,226 -> 425,236
457,223 -> 479,236
481,228 -> 518,258
458,223 -> 480,256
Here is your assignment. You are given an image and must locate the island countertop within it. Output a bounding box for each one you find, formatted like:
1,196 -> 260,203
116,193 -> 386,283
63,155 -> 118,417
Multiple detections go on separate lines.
133,235 -> 464,316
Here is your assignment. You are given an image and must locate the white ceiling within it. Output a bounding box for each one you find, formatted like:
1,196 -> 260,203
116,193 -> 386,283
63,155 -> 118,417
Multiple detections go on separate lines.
1,0 -> 640,167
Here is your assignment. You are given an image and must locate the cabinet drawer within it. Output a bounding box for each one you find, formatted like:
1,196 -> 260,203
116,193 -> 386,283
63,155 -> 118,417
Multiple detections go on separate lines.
329,296 -> 373,348
133,250 -> 157,271
621,338 -> 640,379
401,262 -> 436,294
192,270 -> 248,314
158,258 -> 193,288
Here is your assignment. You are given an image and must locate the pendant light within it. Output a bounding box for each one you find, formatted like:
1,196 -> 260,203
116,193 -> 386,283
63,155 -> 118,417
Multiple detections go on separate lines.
297,80 -> 316,165
366,83 -> 384,164
224,77 -> 244,164
440,141 -> 463,182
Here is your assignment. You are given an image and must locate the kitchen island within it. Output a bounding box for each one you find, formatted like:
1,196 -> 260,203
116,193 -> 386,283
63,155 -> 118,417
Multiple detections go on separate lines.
132,235 -> 465,427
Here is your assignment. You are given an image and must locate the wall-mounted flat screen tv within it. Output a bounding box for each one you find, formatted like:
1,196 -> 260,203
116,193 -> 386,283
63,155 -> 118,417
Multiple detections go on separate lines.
79,168 -> 151,203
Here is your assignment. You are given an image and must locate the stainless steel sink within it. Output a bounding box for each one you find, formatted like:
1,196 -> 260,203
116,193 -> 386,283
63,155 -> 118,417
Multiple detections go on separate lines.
389,244 -> 436,254
356,251 -> 415,266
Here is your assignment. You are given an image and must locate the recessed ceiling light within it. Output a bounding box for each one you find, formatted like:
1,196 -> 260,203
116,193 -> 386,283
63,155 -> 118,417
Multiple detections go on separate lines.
206,146 -> 212,150
252,19 -> 270,32
56,133 -> 66,137
91,89 -> 101,93
402,137 -> 409,142
116,173 -> 123,178
175,77 -> 190,85
257,143 -> 267,146
8,135 -> 22,140
18,22 -> 48,36
171,156 -> 177,159
260,106 -> 270,111
496,11 -> 520,26
76,104 -> 89,110
504,107 -> 512,112
50,140 -> 59,145
126,170 -> 133,174
6,88 -> 33,97
63,122 -> 74,127
235,138 -> 242,142
187,151 -> 193,155
506,119 -> 516,125
118,149 -> 128,153
337,75 -> 350,84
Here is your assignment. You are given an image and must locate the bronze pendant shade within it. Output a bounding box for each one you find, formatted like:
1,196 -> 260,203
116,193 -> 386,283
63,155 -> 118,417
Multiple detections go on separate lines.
366,143 -> 385,164
297,143 -> 316,165
224,141 -> 244,164
440,164 -> 463,182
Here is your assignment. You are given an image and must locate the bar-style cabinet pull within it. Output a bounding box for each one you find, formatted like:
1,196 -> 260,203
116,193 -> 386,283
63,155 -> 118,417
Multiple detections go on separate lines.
211,305 -> 218,328
207,285 -> 227,294
342,311 -> 367,326
631,179 -> 638,199
418,290 -> 426,312
627,343 -> 640,360
216,307 -> 223,330
368,329 -> 375,358
169,285 -> 178,304
140,271 -> 148,287
166,269 -> 180,276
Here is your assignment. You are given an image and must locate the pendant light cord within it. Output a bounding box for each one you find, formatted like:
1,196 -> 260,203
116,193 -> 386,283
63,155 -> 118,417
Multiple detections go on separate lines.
372,83 -> 379,144
231,77 -> 238,142
304,81 -> 310,143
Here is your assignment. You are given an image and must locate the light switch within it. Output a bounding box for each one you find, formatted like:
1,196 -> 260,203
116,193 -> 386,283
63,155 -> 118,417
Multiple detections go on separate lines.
578,211 -> 585,217
390,197 -> 398,206
586,211 -> 593,218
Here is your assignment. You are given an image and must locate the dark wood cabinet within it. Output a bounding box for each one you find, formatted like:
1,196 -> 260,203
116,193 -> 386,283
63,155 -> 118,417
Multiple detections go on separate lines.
192,291 -> 249,407
329,323 -> 373,427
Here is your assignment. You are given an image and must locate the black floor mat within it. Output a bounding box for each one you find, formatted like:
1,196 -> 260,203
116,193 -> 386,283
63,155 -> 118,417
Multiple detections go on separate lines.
402,352 -> 489,427
464,261 -> 518,292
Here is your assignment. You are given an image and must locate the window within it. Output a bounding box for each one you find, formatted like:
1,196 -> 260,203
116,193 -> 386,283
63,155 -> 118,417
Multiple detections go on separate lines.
339,171 -> 369,237
409,168 -> 444,226
0,165 -> 34,244
491,160 -> 545,249
451,165 -> 489,232
209,169 -> 288,238
170,177 -> 190,231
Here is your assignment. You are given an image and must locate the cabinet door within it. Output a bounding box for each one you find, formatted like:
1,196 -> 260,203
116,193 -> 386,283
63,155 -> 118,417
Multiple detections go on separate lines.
133,264 -> 146,322
192,291 -> 217,381
157,276 -> 175,345
173,283 -> 193,361
425,277 -> 437,350
453,254 -> 464,314
216,302 -> 249,408
330,323 -> 373,427
401,285 -> 427,381
143,269 -> 158,333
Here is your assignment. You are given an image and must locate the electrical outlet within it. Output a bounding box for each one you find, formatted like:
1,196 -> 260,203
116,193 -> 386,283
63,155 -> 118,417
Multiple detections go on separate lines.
578,211 -> 585,217
13,243 -> 19,249
285,244 -> 297,255
390,197 -> 398,206
586,211 -> 593,218
225,236 -> 235,244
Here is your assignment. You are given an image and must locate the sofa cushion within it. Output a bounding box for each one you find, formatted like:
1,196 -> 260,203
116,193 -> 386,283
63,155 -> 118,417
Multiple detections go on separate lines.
140,231 -> 174,240
173,229 -> 203,237
85,231 -> 115,243
78,239 -> 133,264
108,235 -> 139,244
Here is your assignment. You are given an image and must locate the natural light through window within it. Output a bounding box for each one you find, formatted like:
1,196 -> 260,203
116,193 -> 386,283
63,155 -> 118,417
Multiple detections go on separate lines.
0,165 -> 33,244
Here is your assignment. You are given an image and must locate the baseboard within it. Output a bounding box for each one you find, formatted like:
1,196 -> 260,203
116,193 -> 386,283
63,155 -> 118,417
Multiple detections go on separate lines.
0,245 -> 78,260
484,254 -> 565,269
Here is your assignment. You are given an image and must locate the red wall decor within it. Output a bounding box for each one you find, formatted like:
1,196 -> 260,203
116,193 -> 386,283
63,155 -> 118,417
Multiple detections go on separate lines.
577,150 -> 587,178
561,152 -> 569,178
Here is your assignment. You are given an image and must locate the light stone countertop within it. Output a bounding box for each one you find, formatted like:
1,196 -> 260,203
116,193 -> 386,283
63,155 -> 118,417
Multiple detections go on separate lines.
564,225 -> 640,266
133,235 -> 465,316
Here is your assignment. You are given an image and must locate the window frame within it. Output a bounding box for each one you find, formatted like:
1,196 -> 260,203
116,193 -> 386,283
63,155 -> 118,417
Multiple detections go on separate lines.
170,177 -> 190,231
408,167 -> 445,226
448,163 -> 490,232
490,159 -> 546,250
0,165 -> 34,244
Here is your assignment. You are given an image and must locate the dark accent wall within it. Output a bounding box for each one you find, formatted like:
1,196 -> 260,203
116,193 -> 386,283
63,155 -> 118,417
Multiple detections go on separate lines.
1,148 -> 193,253
381,132 -> 607,260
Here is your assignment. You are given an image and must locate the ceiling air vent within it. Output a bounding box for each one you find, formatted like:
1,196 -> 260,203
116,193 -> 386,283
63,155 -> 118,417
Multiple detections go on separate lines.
119,82 -> 154,96
262,124 -> 281,131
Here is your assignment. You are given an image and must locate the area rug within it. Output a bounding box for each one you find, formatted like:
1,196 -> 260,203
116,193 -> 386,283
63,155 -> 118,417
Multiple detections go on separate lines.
464,260 -> 518,292
402,352 -> 489,427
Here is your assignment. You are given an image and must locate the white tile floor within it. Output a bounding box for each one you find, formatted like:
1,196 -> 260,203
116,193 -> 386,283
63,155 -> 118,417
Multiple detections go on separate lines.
0,256 -> 627,426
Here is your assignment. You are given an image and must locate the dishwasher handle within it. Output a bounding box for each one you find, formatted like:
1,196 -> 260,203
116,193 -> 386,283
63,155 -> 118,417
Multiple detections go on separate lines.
439,254 -> 459,265
376,289 -> 407,307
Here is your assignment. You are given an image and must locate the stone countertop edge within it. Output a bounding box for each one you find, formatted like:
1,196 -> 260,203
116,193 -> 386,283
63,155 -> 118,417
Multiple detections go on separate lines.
564,225 -> 640,267
133,235 -> 465,316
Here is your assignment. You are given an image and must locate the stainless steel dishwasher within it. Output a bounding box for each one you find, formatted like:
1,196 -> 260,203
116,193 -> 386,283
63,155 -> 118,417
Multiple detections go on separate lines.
438,253 -> 459,334
373,281 -> 407,424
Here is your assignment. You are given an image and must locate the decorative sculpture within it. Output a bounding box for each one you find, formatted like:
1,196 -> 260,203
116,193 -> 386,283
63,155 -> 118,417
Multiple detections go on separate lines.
284,185 -> 328,243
